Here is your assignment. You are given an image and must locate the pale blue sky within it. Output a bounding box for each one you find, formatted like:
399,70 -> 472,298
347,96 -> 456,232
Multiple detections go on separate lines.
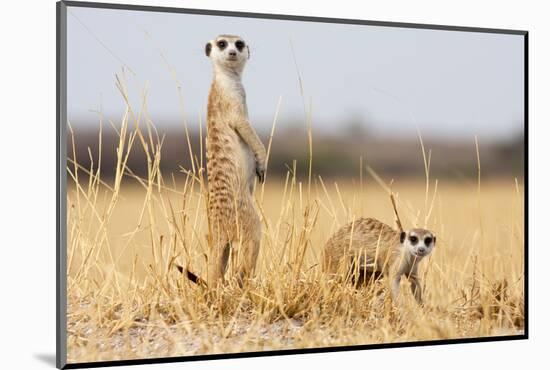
67,6 -> 524,140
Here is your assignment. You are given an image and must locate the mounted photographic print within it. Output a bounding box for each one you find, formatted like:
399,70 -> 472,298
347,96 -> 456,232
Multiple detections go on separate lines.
57,1 -> 527,368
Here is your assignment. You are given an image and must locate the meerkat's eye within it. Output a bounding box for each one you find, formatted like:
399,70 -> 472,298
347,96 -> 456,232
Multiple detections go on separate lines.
217,40 -> 227,49
235,40 -> 245,51
424,236 -> 433,245
409,236 -> 418,245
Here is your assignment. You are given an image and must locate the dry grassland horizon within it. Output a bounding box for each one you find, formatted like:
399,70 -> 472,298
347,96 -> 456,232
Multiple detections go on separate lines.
65,81 -> 524,362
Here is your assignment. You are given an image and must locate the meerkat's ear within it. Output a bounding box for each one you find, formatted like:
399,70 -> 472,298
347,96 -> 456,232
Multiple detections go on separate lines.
433,236 -> 436,245
247,45 -> 250,59
400,231 -> 406,244
205,42 -> 212,57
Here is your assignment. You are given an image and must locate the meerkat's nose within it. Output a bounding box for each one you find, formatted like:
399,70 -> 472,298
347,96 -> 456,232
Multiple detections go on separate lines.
418,247 -> 427,254
228,50 -> 237,57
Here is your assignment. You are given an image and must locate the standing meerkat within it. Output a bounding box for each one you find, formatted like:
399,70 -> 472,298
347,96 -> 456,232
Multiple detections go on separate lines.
195,34 -> 267,287
322,218 -> 436,303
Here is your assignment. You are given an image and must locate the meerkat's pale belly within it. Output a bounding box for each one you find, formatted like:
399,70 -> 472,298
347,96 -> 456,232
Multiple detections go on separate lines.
236,132 -> 256,188
207,126 -> 255,190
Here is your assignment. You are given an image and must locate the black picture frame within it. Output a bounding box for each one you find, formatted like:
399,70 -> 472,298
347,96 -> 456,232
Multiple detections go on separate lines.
56,1 -> 528,368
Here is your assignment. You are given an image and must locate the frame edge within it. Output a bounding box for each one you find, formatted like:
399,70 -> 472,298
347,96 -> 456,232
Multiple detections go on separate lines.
57,1 -> 68,369
61,0 -> 527,35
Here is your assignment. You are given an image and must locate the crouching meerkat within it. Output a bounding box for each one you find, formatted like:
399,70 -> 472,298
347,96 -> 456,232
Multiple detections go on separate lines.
322,218 -> 436,304
187,35 -> 266,287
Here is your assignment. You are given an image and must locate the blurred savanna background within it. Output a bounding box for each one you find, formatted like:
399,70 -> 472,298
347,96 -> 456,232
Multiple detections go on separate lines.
65,5 -> 525,364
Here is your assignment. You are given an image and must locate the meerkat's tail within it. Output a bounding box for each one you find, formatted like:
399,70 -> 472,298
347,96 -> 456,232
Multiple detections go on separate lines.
175,264 -> 207,286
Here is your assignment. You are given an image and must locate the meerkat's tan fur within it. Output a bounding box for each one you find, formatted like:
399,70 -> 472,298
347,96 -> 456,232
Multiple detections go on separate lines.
196,34 -> 267,287
323,218 -> 436,303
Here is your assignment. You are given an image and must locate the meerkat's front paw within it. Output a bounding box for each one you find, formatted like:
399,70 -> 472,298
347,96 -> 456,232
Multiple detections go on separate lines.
255,160 -> 266,183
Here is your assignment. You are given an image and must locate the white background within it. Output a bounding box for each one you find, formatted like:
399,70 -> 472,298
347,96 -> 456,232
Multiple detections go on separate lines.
0,0 -> 546,369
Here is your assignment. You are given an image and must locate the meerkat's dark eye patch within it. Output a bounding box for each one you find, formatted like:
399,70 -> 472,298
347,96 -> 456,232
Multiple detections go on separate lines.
217,40 -> 227,50
409,235 -> 418,245
235,40 -> 245,51
424,236 -> 433,245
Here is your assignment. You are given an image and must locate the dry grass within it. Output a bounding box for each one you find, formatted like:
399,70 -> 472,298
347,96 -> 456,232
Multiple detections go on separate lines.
65,80 -> 524,364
